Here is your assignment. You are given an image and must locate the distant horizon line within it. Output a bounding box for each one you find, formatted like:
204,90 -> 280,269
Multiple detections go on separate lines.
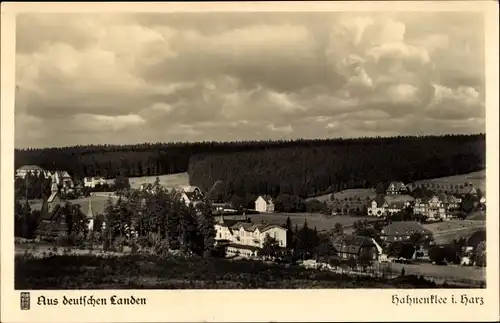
15,132 -> 486,151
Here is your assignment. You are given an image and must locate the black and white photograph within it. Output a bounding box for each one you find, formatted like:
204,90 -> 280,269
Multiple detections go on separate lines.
1,1 -> 499,322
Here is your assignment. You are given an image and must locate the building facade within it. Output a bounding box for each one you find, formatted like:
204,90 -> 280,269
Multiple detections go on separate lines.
84,176 -> 107,188
214,218 -> 287,258
413,194 -> 462,220
380,221 -> 433,244
255,195 -> 275,213
386,182 -> 407,195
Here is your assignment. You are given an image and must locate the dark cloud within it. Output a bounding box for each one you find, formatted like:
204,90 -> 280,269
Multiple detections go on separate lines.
15,11 -> 485,148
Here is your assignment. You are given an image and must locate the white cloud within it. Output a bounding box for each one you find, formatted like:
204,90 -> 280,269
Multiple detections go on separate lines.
14,12 -> 485,148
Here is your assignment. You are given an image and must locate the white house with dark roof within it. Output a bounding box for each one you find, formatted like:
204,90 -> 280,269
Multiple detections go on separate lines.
386,181 -> 407,195
214,217 -> 287,258
255,195 -> 274,213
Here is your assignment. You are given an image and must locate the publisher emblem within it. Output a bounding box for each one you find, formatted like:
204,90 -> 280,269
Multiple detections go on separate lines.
20,292 -> 30,310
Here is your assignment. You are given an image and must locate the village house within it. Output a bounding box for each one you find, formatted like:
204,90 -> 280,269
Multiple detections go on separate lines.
413,194 -> 462,220
214,217 -> 287,258
36,181 -> 67,239
460,186 -> 477,196
84,176 -> 107,188
367,196 -> 388,217
16,165 -> 46,179
461,229 -> 486,265
139,182 -> 166,194
367,195 -> 414,217
386,181 -> 407,195
380,221 -> 433,244
463,229 -> 486,254
176,186 -> 204,206
331,235 -> 380,261
86,197 -> 95,232
386,201 -> 409,215
49,170 -> 74,189
255,195 -> 275,213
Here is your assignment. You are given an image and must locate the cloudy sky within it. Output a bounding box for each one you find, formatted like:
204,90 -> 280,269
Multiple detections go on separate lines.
15,11 -> 485,148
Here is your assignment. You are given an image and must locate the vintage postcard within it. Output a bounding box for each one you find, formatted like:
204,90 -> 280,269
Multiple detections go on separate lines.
1,1 -> 499,322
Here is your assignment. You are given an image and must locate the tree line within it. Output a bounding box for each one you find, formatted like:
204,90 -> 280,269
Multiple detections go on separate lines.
15,135 -> 484,184
189,134 -> 485,200
16,179 -> 217,258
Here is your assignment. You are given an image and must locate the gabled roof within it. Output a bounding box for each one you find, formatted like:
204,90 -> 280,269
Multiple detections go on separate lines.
216,219 -> 241,228
461,186 -> 477,195
387,182 -> 406,191
382,221 -> 432,236
332,235 -> 376,255
177,185 -> 200,193
17,165 -> 43,171
373,195 -> 386,206
182,191 -> 203,203
256,195 -> 273,203
40,203 -> 63,221
415,197 -> 430,204
47,191 -> 58,203
387,201 -> 406,209
231,222 -> 285,233
54,170 -> 71,178
466,230 -> 486,247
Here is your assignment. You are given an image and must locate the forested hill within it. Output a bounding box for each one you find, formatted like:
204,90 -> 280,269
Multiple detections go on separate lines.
15,135 -> 485,194
188,134 -> 485,199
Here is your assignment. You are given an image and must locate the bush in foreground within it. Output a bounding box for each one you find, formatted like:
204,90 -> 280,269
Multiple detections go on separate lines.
14,254 -> 473,290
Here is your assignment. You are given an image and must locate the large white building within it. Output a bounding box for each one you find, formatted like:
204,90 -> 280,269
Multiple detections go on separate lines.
214,218 -> 287,258
414,194 -> 462,220
16,165 -> 46,179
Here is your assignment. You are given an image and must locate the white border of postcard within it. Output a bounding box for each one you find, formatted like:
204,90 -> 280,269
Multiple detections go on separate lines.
1,1 -> 499,322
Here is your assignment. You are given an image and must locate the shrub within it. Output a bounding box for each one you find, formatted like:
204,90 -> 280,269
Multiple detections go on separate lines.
131,242 -> 139,254
154,240 -> 170,258
103,239 -> 111,251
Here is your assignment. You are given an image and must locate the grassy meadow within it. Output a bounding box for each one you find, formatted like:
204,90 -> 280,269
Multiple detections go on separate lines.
408,170 -> 486,192
223,213 -> 375,232
128,172 -> 190,190
309,188 -> 376,202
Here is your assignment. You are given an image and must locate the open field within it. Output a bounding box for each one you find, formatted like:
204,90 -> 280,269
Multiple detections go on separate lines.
128,172 -> 190,190
423,220 -> 486,245
225,213 -> 375,232
309,188 -> 376,202
15,253 -> 457,289
408,170 -> 486,192
389,262 -> 485,285
467,210 -> 486,221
